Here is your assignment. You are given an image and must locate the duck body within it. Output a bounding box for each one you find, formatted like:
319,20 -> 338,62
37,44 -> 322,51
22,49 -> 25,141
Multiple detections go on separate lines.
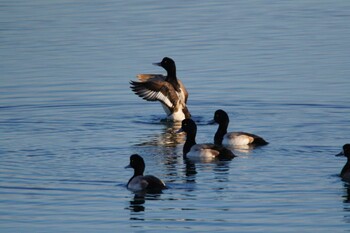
212,109 -> 268,147
179,119 -> 235,162
336,144 -> 350,181
126,154 -> 166,192
130,57 -> 190,121
221,132 -> 268,147
127,174 -> 166,192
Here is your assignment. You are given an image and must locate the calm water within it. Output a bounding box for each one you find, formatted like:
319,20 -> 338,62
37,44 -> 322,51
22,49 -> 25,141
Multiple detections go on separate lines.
1,0 -> 350,232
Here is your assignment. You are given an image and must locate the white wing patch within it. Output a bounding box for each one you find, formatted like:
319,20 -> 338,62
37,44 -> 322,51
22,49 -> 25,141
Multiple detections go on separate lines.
137,88 -> 174,108
187,144 -> 219,162
224,133 -> 253,146
127,176 -> 149,191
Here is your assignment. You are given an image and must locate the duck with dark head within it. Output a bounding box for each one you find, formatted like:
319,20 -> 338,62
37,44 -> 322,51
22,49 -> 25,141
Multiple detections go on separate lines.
211,109 -> 268,148
125,154 -> 166,193
336,144 -> 350,181
177,118 -> 235,162
130,57 -> 190,121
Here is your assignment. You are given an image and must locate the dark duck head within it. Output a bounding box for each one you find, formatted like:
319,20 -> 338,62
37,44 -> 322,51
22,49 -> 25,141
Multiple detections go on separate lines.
153,57 -> 180,92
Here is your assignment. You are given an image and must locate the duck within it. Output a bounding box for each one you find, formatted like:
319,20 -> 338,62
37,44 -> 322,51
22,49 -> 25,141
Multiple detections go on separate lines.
125,154 -> 166,192
130,57 -> 191,121
211,109 -> 268,148
336,144 -> 350,181
178,118 -> 235,162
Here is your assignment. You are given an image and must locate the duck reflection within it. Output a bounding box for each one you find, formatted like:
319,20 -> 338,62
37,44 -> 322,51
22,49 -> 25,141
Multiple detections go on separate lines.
343,183 -> 350,202
128,192 -> 163,214
135,121 -> 185,148
129,193 -> 146,213
342,183 -> 350,224
184,158 -> 197,181
183,157 -> 232,186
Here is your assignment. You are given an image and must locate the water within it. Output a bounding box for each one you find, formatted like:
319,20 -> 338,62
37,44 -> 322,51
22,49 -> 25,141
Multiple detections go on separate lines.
1,0 -> 350,232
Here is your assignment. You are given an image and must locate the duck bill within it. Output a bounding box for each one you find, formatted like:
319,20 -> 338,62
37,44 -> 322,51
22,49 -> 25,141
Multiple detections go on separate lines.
153,62 -> 162,66
336,151 -> 344,157
125,164 -> 132,169
208,119 -> 216,125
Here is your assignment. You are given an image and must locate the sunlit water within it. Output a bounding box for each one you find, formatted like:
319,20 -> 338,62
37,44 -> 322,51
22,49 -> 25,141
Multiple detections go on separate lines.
1,1 -> 350,232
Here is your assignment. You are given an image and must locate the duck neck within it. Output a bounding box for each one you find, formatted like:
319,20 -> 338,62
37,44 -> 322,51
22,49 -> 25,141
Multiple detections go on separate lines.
165,68 -> 180,92
133,167 -> 144,177
341,158 -> 350,177
214,121 -> 228,145
183,131 -> 196,156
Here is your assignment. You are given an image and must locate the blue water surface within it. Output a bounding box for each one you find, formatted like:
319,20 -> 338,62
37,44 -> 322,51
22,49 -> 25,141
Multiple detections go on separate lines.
1,1 -> 350,232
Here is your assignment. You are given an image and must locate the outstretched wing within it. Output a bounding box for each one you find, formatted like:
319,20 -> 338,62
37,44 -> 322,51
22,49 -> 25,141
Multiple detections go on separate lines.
130,80 -> 179,109
137,74 -> 188,104
136,74 -> 166,82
